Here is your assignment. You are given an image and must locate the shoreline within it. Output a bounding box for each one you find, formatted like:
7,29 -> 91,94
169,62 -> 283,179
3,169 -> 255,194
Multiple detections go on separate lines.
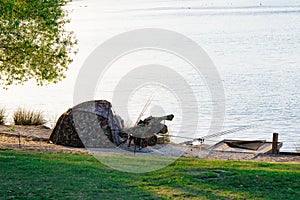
1,125 -> 299,163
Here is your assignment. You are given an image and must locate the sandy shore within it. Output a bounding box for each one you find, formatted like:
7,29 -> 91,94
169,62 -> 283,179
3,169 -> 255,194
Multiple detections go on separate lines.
1,125 -> 299,163
0,125 -> 87,153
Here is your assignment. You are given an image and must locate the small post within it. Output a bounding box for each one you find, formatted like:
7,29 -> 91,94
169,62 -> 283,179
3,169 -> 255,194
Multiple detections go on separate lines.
18,131 -> 21,148
272,133 -> 279,154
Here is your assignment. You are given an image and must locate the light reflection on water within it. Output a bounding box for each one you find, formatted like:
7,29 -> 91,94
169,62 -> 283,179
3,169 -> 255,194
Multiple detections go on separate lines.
1,0 -> 299,151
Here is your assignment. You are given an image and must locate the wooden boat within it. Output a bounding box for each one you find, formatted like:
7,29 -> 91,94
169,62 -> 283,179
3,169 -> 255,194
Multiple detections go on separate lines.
211,139 -> 283,154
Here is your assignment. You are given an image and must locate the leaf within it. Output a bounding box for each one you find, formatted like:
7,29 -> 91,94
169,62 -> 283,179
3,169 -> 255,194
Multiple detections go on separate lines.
0,0 -> 77,88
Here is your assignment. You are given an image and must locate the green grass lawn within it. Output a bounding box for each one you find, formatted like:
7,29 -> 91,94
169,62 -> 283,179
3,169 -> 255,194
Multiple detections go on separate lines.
0,149 -> 299,200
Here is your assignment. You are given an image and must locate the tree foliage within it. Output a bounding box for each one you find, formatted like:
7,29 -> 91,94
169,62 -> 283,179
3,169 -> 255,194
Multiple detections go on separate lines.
0,0 -> 77,88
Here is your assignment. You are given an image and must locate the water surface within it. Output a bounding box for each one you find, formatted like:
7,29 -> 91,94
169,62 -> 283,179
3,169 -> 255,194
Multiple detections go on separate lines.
1,0 -> 299,151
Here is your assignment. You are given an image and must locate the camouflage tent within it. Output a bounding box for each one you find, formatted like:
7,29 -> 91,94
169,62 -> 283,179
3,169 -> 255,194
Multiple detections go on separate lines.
49,100 -> 124,148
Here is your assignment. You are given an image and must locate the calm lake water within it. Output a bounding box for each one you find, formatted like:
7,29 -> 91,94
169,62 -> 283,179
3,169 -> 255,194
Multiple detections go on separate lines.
1,0 -> 299,151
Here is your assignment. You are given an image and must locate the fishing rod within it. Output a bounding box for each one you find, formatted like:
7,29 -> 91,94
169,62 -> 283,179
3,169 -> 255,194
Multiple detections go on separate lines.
203,125 -> 255,139
134,95 -> 153,126
164,125 -> 256,144
131,95 -> 154,154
